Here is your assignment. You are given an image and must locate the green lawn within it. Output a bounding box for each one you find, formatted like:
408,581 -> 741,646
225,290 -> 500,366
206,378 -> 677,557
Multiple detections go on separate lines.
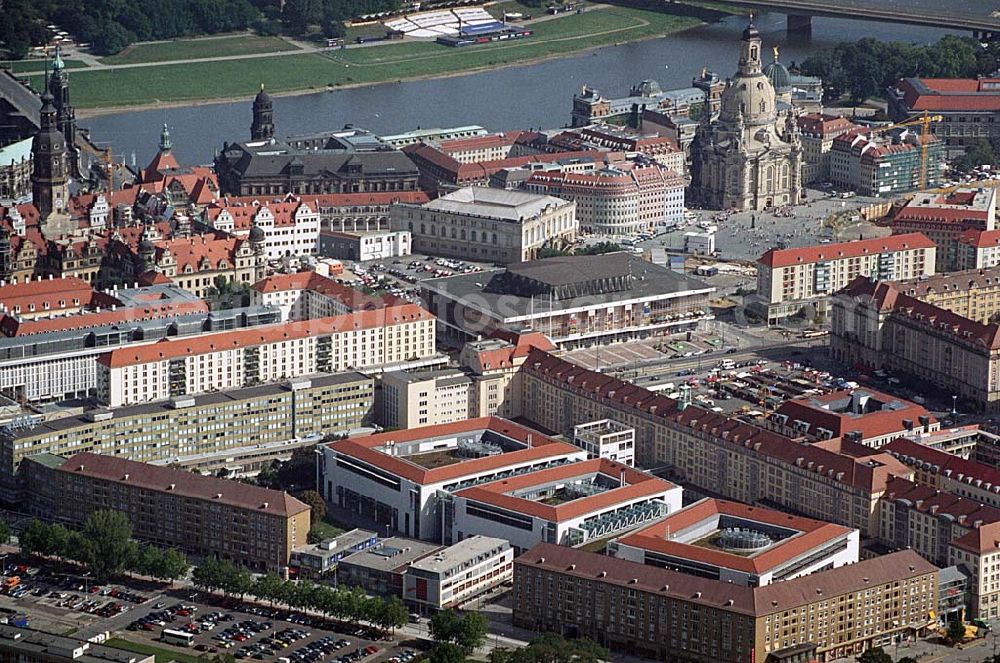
106,639 -> 205,663
1,59 -> 87,74
310,518 -> 346,540
40,7 -> 701,109
99,35 -> 298,65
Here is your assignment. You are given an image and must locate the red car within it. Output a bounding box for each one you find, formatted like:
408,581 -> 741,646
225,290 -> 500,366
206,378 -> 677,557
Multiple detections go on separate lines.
89,586 -> 100,594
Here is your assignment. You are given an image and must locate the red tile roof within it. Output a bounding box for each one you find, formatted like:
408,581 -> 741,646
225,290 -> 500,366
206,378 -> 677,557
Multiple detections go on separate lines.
840,276 -> 1000,349
58,452 -> 308,517
0,276 -> 99,315
958,229 -> 1000,248
251,271 -> 388,310
616,498 -> 854,575
524,349 -> 911,494
882,475 -> 1000,526
327,417 -> 581,485
0,299 -> 208,337
758,233 -> 934,269
156,235 -> 248,273
454,458 -> 674,521
898,78 -> 1000,113
951,521 -> 1000,555
517,543 -> 936,617
885,437 -> 1000,496
773,389 -> 934,442
796,113 -> 859,136
96,303 -> 432,368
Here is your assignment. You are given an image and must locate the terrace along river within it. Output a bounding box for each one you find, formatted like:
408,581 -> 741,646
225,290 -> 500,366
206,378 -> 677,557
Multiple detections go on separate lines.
84,11 -> 963,165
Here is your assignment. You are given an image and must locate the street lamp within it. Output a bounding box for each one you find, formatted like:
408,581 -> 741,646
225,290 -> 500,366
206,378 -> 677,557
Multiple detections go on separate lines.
952,395 -> 958,417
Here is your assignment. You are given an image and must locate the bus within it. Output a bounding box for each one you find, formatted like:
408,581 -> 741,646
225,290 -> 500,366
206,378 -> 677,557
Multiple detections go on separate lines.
162,629 -> 195,647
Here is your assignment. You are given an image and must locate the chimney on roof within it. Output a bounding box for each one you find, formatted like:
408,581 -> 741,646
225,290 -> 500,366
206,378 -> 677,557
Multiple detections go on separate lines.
620,469 -> 626,488
123,474 -> 129,481
168,483 -> 175,490
77,464 -> 84,471
262,502 -> 269,509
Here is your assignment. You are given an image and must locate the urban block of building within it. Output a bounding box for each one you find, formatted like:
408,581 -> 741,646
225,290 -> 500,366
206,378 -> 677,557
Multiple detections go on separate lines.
612,498 -> 859,587
390,187 -> 577,264
458,331 -> 557,419
768,388 -> 938,448
830,129 -> 944,197
513,542 -> 937,663
25,451 -> 310,571
796,113 -> 862,184
381,368 -> 472,429
336,537 -> 442,598
0,372 -> 374,501
319,230 -> 411,262
830,276 -> 1000,409
0,282 -> 278,405
754,233 -> 936,325
450,458 -> 681,553
888,187 -> 997,271
421,252 -> 714,347
519,349 -> 912,535
319,417 -> 588,542
523,158 -> 684,236
884,437 -> 1000,509
95,302 -> 435,407
888,77 -> 1000,157
249,271 -> 390,322
894,262 -> 1000,324
201,196 -> 321,261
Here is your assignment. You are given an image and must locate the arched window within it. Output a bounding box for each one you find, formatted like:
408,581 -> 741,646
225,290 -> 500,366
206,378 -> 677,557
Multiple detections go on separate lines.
460,229 -> 466,240
750,46 -> 758,60
420,223 -> 426,234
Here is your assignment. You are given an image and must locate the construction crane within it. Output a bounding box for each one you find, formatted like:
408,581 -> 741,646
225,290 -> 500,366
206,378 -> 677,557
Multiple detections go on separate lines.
873,110 -> 943,190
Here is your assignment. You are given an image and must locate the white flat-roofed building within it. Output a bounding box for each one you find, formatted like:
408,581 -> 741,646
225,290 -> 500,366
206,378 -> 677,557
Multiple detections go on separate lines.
451,458 -> 681,553
403,535 -> 513,611
612,498 -> 859,587
319,230 -> 411,262
250,271 -> 387,322
573,419 -> 635,465
391,187 -> 577,264
318,417 -> 587,542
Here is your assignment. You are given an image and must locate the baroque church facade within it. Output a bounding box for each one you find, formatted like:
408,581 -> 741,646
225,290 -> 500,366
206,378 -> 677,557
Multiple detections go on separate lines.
690,20 -> 804,211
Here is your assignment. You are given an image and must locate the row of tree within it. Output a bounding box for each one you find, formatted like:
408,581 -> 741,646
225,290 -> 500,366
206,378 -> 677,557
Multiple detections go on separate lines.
427,610 -> 487,663
191,558 -> 409,633
799,35 -> 1000,103
20,511 -> 190,582
0,0 -> 403,58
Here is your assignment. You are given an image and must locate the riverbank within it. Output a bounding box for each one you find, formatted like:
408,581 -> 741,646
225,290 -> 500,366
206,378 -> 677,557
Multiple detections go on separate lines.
61,5 -> 705,115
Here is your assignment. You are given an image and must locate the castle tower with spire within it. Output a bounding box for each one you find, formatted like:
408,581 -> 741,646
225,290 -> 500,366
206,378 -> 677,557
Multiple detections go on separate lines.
251,85 -> 275,141
47,46 -> 80,177
32,85 -> 70,226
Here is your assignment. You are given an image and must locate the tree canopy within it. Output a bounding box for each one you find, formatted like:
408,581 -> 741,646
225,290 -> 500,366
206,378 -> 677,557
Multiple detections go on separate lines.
490,633 -> 608,663
800,35 -> 1000,102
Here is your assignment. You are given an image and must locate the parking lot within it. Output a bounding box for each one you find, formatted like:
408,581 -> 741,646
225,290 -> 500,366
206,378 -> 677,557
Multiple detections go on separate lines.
0,561 -> 422,663
124,600 -> 414,663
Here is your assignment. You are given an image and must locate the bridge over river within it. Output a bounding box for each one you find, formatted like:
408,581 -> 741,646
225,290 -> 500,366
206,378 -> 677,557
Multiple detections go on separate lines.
703,0 -> 1000,38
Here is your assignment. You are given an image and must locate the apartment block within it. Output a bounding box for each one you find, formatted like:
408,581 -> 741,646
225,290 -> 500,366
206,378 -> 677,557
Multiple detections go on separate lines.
796,113 -> 862,184
877,475 -> 1000,567
402,535 -> 513,611
0,372 -> 374,501
24,452 -> 310,571
889,187 -> 997,271
884,437 -> 1000,509
519,349 -> 911,535
894,264 -> 1000,324
513,543 -> 937,663
830,130 -> 944,197
290,529 -> 378,578
830,277 -> 1000,409
948,521 -> 1000,618
459,332 -> 556,419
753,233 -> 936,325
96,304 -> 435,407
381,368 -> 472,429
